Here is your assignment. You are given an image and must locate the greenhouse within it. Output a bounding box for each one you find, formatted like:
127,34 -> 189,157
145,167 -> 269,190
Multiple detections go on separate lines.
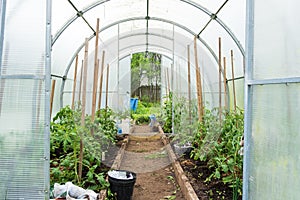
0,0 -> 299,199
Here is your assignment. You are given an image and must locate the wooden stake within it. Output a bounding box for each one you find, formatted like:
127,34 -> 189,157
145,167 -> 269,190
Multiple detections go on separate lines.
91,18 -> 100,121
71,55 -> 79,110
218,37 -> 222,122
166,68 -> 170,96
50,79 -> 56,118
97,51 -> 105,111
231,50 -> 237,111
78,60 -> 84,103
187,45 -> 192,124
194,36 -> 203,122
223,57 -> 227,110
105,64 -> 110,108
79,38 -> 89,181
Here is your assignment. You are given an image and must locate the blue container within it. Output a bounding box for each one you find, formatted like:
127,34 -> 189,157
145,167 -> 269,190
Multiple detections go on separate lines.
130,98 -> 138,112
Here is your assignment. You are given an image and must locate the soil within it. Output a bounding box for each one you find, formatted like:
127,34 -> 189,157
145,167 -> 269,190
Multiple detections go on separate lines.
119,125 -> 184,200
178,152 -> 242,200
115,125 -> 242,200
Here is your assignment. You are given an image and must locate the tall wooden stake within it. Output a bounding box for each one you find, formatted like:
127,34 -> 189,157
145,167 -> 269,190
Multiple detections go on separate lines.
105,64 -> 110,108
79,38 -> 89,181
78,60 -> 84,103
223,57 -> 227,110
166,68 -> 170,96
91,18 -> 100,121
187,45 -> 192,124
97,51 -> 105,111
194,36 -> 203,122
50,79 -> 56,118
218,37 -> 222,122
71,55 -> 79,110
231,50 -> 237,111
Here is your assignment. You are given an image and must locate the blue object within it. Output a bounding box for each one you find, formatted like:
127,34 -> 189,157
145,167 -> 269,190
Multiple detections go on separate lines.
130,98 -> 138,112
149,114 -> 156,127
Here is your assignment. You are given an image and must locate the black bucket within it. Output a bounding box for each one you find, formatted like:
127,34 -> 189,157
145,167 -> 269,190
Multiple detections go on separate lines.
108,170 -> 137,200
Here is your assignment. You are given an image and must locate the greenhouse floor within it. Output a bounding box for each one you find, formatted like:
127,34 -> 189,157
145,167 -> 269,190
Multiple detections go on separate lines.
119,125 -> 185,200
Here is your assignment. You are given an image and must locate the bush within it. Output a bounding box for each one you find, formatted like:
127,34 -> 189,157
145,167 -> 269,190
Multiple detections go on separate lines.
191,108 -> 244,198
50,106 -> 116,191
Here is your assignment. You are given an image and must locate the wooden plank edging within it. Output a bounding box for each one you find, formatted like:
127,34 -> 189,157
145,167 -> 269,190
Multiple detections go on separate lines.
159,126 -> 199,200
99,136 -> 129,200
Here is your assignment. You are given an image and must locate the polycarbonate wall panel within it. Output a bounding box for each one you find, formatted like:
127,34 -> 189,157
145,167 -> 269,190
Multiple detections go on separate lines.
0,1 -> 48,198
245,0 -> 300,199
252,0 -> 300,79
249,84 -> 300,200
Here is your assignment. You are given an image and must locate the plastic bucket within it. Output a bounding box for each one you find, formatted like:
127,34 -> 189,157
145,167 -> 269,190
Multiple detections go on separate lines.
108,170 -> 137,200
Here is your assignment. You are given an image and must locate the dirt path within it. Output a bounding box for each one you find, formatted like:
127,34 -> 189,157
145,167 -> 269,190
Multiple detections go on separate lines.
119,125 -> 184,200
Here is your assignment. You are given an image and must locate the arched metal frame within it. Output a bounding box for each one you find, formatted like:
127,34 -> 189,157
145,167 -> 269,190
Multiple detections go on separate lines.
52,0 -> 245,57
58,17 -> 222,107
52,0 -> 245,107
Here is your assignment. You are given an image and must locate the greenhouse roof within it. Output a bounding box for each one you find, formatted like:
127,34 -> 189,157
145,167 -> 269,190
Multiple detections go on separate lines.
51,0 -> 246,79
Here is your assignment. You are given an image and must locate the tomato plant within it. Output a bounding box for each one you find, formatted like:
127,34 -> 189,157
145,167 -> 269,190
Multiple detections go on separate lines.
50,106 -> 117,191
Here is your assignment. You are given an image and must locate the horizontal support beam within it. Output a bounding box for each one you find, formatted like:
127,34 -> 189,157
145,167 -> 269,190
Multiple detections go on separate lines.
0,74 -> 45,80
247,77 -> 300,85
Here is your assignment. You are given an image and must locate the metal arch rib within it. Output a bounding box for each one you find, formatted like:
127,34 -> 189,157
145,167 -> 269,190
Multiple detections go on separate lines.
179,0 -> 245,56
52,0 -> 244,57
52,0 -> 110,45
63,16 -> 218,80
59,17 -> 219,108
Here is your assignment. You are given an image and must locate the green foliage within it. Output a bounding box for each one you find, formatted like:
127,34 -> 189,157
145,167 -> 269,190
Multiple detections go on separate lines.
172,96 -> 199,146
131,100 -> 160,125
191,108 -> 244,198
161,92 -> 173,133
50,106 -> 117,191
131,52 -> 161,102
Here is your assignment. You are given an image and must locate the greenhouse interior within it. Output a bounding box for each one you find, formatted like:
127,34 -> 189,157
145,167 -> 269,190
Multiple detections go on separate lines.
0,0 -> 299,199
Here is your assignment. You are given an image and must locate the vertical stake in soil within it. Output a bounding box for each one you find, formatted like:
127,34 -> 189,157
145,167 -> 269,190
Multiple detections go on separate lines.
105,64 -> 110,108
231,50 -> 237,111
218,37 -> 222,122
187,45 -> 192,126
79,38 -> 89,181
97,51 -> 105,111
91,18 -> 100,121
223,57 -> 227,110
71,54 -> 79,110
78,60 -> 84,103
166,68 -> 170,96
50,79 -> 56,118
194,36 -> 203,122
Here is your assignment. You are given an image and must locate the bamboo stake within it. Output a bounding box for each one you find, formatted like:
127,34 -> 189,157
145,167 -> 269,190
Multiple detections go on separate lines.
223,57 -> 227,110
50,79 -> 56,118
194,36 -> 203,122
78,60 -> 84,103
187,45 -> 192,124
218,37 -> 222,122
91,18 -> 100,120
105,64 -> 110,108
231,50 -> 237,111
166,68 -> 170,96
79,38 -> 89,181
97,51 -> 105,111
71,55 -> 79,110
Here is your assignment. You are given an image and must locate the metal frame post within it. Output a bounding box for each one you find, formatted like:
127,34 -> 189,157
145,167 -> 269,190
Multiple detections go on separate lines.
243,0 -> 254,199
45,0 -> 52,198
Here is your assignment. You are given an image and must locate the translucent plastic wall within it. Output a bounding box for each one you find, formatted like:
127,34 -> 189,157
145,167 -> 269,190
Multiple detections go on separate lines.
0,0 -> 50,198
244,0 -> 300,199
